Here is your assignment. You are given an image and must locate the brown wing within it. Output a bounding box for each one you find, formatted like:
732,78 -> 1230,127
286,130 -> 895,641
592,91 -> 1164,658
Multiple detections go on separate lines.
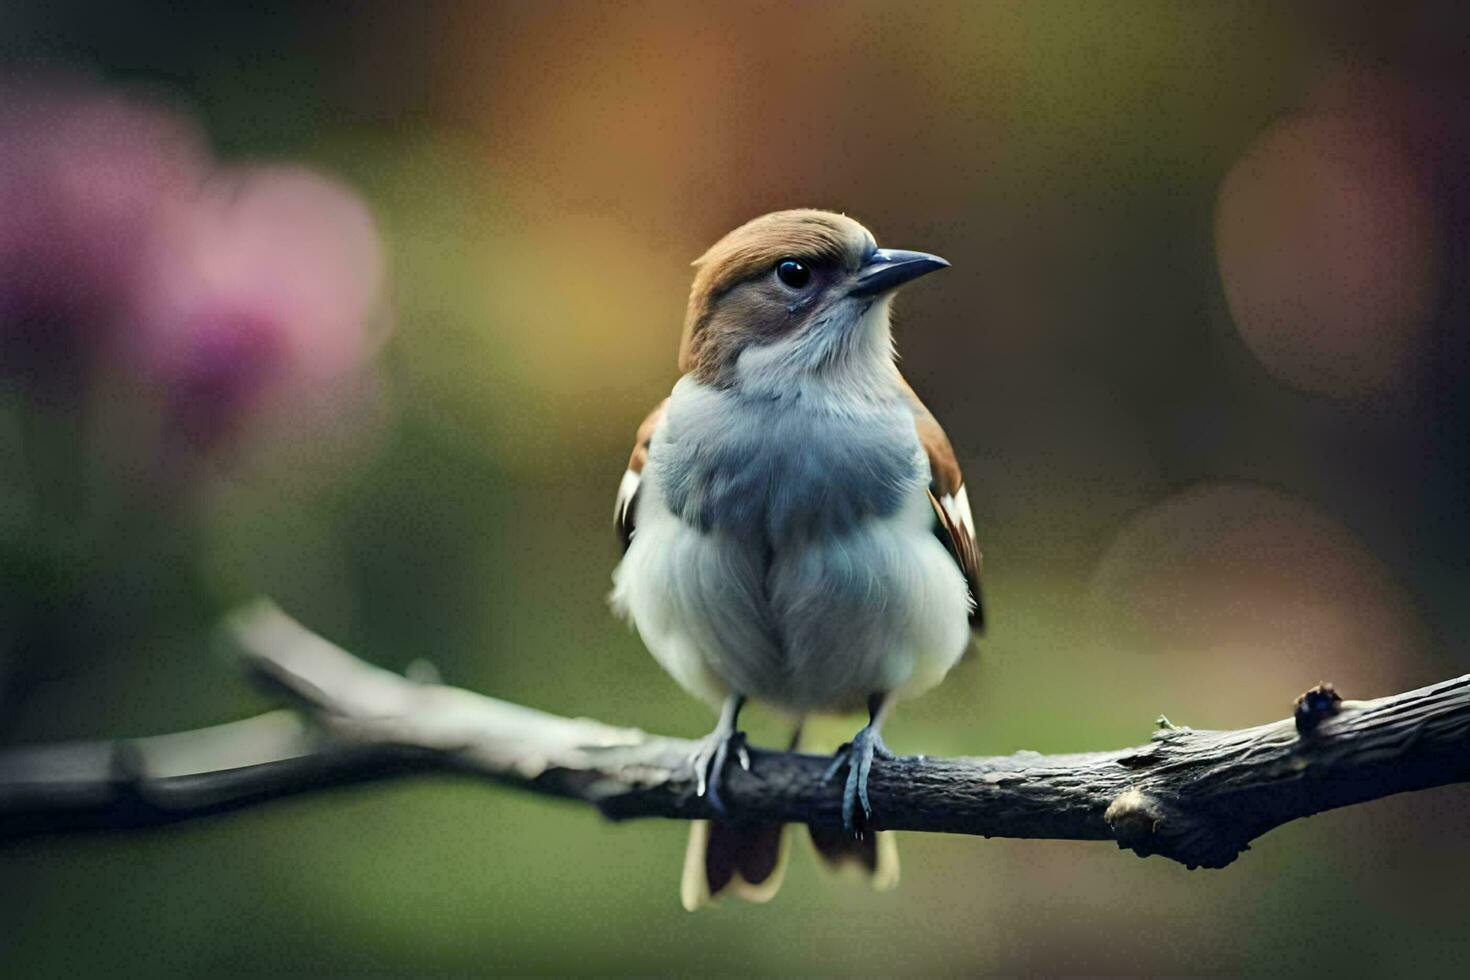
614,398 -> 668,552
902,381 -> 985,630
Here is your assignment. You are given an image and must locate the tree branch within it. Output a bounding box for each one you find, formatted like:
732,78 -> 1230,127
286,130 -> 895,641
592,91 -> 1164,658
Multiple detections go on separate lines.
3,600 -> 1468,868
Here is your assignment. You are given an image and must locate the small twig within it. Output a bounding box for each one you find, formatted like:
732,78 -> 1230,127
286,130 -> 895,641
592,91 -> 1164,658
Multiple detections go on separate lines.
2,600 -> 1469,870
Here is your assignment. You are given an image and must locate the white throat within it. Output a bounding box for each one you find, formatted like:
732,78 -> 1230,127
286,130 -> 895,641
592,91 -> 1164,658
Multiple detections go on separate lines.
733,296 -> 899,401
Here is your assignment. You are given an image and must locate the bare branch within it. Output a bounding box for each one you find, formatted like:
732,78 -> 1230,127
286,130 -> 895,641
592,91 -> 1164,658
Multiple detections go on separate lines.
3,600 -> 1468,868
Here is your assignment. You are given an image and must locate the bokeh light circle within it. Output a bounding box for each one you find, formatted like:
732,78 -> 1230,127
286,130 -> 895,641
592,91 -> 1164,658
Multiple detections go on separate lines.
1215,111 -> 1439,397
1090,483 -> 1427,704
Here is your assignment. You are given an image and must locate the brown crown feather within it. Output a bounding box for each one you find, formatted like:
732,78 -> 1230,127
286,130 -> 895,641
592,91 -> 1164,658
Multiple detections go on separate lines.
678,209 -> 874,379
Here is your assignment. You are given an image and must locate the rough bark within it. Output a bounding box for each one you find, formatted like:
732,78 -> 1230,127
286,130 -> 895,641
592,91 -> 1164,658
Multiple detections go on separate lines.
2,601 -> 1467,869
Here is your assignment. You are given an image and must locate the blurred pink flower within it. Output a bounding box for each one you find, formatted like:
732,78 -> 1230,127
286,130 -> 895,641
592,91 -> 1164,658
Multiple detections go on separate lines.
0,76 -> 206,388
136,166 -> 390,450
0,74 -> 391,458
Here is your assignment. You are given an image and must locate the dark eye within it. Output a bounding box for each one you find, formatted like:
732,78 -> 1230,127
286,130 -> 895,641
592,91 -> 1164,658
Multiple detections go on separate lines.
775,258 -> 811,289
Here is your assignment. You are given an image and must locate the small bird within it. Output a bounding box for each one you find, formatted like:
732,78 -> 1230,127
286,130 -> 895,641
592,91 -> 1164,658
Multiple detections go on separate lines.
611,209 -> 983,909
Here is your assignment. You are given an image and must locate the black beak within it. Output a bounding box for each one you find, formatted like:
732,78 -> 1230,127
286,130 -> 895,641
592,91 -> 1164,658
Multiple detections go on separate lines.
848,248 -> 950,298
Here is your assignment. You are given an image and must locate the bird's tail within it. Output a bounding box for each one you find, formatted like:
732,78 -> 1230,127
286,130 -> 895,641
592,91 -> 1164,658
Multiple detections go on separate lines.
680,818 -> 789,911
807,824 -> 901,890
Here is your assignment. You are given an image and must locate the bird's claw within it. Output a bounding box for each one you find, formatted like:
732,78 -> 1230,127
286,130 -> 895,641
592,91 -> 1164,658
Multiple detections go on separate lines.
693,729 -> 750,817
820,742 -> 854,782
821,726 -> 894,833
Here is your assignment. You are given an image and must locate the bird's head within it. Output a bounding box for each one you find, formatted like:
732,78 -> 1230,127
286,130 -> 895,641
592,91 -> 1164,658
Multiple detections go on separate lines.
678,209 -> 948,392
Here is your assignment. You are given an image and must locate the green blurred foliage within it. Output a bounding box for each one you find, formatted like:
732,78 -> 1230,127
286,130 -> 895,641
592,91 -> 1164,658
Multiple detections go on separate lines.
4,1 -> 1470,974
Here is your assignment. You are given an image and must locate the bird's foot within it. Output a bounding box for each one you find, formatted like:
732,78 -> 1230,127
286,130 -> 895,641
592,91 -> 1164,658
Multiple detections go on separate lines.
692,728 -> 751,817
821,725 -> 895,833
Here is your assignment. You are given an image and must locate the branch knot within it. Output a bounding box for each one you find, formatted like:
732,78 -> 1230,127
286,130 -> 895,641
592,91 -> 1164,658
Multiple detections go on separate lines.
1104,787 -> 1169,855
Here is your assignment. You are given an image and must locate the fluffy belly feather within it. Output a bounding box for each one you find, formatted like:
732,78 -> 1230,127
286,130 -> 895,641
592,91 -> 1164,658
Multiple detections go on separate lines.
612,376 -> 972,714
612,468 -> 972,714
